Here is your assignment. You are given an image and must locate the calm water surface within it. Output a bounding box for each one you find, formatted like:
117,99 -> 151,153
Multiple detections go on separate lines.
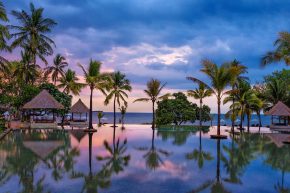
0,125 -> 289,193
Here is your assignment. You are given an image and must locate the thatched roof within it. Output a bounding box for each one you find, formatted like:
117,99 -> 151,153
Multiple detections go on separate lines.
23,90 -> 64,110
71,99 -> 89,113
23,140 -> 64,160
265,101 -> 290,116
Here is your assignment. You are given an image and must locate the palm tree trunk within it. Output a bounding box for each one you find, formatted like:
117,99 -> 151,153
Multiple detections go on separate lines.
113,95 -> 116,128
199,99 -> 202,128
217,96 -> 221,136
258,111 -> 262,132
152,100 -> 155,130
240,106 -> 244,130
231,98 -> 235,133
247,112 -> 250,133
89,86 -> 93,129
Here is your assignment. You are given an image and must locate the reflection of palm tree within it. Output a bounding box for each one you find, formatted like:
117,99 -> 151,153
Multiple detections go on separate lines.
263,138 -> 290,193
137,130 -> 171,170
186,130 -> 213,169
81,133 -> 111,193
189,139 -> 231,193
97,135 -> 130,174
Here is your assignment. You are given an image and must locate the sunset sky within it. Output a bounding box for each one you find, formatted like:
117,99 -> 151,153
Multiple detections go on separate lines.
3,0 -> 289,113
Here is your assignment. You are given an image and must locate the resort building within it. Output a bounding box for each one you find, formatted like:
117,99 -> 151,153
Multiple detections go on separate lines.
265,101 -> 290,131
70,99 -> 89,126
22,90 -> 64,129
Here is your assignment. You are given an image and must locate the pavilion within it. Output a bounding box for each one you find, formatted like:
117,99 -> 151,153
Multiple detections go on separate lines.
22,90 -> 64,129
70,99 -> 89,126
265,101 -> 290,131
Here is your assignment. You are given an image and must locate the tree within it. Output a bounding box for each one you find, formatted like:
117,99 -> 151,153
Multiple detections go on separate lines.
262,32 -> 290,66
224,80 -> 261,132
97,112 -> 104,126
0,1 -> 10,71
187,60 -> 235,138
119,106 -> 127,126
78,60 -> 109,130
156,92 -> 197,126
227,60 -> 248,132
187,83 -> 212,127
58,69 -> 84,95
104,71 -> 132,128
134,79 -> 170,130
14,51 -> 41,85
10,2 -> 57,65
45,54 -> 68,85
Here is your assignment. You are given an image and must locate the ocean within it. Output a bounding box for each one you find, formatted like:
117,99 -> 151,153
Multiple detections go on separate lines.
92,112 -> 272,127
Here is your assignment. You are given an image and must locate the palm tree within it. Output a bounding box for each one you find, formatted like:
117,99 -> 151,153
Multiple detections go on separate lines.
58,69 -> 84,95
97,111 -> 104,126
264,79 -> 288,109
14,50 -> 41,85
105,71 -> 132,128
119,106 -> 127,127
0,1 -> 10,71
227,60 -> 248,132
134,79 -> 170,130
45,54 -> 68,85
224,81 -> 261,132
262,32 -> 290,66
187,60 -> 235,138
10,2 -> 57,65
78,60 -> 109,130
188,83 -> 213,127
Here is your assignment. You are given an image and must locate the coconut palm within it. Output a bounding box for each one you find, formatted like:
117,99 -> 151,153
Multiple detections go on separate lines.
10,2 -> 57,65
188,83 -> 213,127
58,69 -> 84,95
262,32 -> 290,66
0,1 -> 10,71
97,112 -> 104,126
104,71 -> 132,128
224,81 -> 261,132
187,60 -> 235,137
119,106 -> 127,126
45,54 -> 68,85
227,60 -> 248,132
78,60 -> 110,130
14,50 -> 41,85
264,79 -> 288,109
134,79 -> 170,130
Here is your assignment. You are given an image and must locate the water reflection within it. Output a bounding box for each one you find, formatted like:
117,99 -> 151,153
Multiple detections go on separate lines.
186,128 -> 213,169
137,129 -> 171,170
0,126 -> 289,193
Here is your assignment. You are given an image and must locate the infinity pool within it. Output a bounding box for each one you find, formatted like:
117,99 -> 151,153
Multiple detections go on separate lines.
0,125 -> 289,193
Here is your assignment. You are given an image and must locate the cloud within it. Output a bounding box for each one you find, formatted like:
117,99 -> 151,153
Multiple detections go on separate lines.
3,0 -> 290,112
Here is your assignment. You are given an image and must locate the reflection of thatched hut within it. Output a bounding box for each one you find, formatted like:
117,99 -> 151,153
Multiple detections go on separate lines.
70,129 -> 87,143
70,99 -> 89,126
265,133 -> 290,148
23,141 -> 64,160
265,101 -> 290,131
23,90 -> 64,129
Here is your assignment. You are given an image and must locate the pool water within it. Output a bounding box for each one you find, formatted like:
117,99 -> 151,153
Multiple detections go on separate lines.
0,125 -> 289,193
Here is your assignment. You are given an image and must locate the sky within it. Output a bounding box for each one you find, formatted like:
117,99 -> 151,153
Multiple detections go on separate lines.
2,0 -> 290,113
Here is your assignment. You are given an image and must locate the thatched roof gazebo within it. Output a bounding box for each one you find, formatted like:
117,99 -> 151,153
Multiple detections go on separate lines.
70,99 -> 89,125
22,90 -> 64,127
265,101 -> 290,131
